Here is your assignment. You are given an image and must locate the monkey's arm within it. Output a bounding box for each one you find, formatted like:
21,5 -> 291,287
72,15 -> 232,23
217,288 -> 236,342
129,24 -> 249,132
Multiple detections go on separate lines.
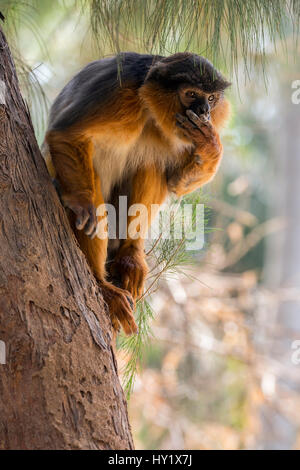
46,130 -> 98,237
167,111 -> 223,197
110,166 -> 168,299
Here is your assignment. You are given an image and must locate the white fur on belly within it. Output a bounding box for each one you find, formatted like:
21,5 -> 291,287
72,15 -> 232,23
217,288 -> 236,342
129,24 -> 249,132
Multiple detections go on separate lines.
92,132 -> 192,201
92,139 -> 131,200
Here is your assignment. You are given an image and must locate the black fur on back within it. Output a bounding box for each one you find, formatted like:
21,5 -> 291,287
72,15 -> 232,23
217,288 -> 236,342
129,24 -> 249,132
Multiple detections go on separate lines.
48,52 -> 229,131
48,53 -> 161,131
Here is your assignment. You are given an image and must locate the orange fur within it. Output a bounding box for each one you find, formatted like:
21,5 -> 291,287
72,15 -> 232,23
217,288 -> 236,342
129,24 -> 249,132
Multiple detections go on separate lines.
46,130 -> 95,207
211,97 -> 231,130
139,82 -> 183,143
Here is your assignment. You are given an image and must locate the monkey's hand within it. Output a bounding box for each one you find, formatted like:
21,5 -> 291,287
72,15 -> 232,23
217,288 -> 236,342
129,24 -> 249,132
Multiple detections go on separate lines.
176,110 -> 222,158
63,194 -> 98,239
169,111 -> 223,196
110,244 -> 148,300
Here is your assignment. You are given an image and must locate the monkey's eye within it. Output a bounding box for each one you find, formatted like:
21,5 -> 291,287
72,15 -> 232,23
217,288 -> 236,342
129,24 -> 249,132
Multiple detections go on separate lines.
186,91 -> 196,98
208,94 -> 215,102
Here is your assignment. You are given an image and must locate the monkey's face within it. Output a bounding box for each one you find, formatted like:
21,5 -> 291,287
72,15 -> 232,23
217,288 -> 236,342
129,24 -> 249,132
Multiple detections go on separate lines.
143,52 -> 230,130
178,85 -> 223,120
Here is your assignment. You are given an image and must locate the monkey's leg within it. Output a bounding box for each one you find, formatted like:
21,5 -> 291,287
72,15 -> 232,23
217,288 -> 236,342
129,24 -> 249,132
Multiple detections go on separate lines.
73,174 -> 138,335
47,131 -> 137,335
168,111 -> 223,196
110,166 -> 168,299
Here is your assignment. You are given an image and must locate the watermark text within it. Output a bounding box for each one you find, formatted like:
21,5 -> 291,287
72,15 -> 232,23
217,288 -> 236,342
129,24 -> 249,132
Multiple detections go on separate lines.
0,340 -> 6,365
95,197 -> 205,251
291,340 -> 300,365
291,80 -> 300,104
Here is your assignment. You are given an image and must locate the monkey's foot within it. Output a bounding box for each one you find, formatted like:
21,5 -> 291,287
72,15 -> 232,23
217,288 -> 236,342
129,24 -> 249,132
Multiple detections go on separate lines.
100,280 -> 138,336
110,245 -> 148,299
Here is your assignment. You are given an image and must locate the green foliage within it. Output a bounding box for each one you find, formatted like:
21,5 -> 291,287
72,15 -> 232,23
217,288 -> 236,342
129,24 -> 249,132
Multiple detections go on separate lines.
2,0 -> 299,74
17,60 -> 49,138
78,0 -> 300,72
0,1 -> 49,136
118,299 -> 155,399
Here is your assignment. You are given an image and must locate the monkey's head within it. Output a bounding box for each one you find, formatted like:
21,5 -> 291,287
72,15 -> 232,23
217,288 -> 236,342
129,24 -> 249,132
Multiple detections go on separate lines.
143,52 -> 231,130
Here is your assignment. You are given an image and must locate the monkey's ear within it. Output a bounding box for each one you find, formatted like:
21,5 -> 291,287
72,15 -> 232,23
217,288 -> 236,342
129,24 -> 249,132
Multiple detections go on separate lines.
221,80 -> 232,90
145,62 -> 169,82
216,77 -> 232,91
145,63 -> 190,85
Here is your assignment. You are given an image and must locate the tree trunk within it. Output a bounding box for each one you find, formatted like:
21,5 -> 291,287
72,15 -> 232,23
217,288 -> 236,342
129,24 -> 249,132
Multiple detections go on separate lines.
0,27 -> 134,450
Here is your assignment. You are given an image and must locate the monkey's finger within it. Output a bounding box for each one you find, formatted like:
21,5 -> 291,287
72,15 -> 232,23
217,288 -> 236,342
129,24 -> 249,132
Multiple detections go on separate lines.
176,120 -> 196,134
107,290 -> 137,335
136,272 -> 144,298
176,113 -> 197,129
199,119 -> 214,133
75,208 -> 90,231
175,121 -> 185,130
185,110 -> 208,136
186,109 -> 198,119
197,123 -> 215,141
84,206 -> 97,236
118,304 -> 138,336
176,114 -> 197,129
175,120 -> 188,129
186,109 -> 202,126
187,110 -> 214,135
122,273 -> 130,292
175,113 -> 187,123
118,295 -> 138,335
133,271 -> 140,299
111,316 -> 121,334
84,221 -> 96,236
126,293 -> 135,310
122,269 -> 136,299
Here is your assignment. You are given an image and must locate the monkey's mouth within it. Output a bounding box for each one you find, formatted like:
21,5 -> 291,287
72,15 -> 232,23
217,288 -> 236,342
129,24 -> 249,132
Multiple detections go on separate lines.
200,112 -> 210,121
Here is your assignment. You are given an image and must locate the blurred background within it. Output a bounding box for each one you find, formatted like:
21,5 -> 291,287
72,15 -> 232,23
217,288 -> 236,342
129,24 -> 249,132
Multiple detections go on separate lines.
2,0 -> 300,450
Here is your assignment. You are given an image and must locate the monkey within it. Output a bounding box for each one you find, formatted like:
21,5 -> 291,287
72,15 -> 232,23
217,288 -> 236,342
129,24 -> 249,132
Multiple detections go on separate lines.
44,52 -> 231,336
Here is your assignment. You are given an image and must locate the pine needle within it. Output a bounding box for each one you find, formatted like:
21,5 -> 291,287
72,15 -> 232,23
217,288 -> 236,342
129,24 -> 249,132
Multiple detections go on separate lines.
78,0 -> 300,73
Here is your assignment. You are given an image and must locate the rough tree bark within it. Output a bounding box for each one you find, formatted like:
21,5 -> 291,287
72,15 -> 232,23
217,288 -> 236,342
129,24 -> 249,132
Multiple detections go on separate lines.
0,27 -> 134,450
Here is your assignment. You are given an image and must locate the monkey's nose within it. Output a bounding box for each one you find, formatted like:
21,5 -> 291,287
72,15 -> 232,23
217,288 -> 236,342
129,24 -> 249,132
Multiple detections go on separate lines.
197,103 -> 210,116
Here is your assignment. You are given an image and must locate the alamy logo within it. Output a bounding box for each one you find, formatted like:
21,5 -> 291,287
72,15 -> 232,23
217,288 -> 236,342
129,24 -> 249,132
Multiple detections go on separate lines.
291,80 -> 300,104
0,340 -> 5,365
291,340 -> 300,365
95,197 -> 205,251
